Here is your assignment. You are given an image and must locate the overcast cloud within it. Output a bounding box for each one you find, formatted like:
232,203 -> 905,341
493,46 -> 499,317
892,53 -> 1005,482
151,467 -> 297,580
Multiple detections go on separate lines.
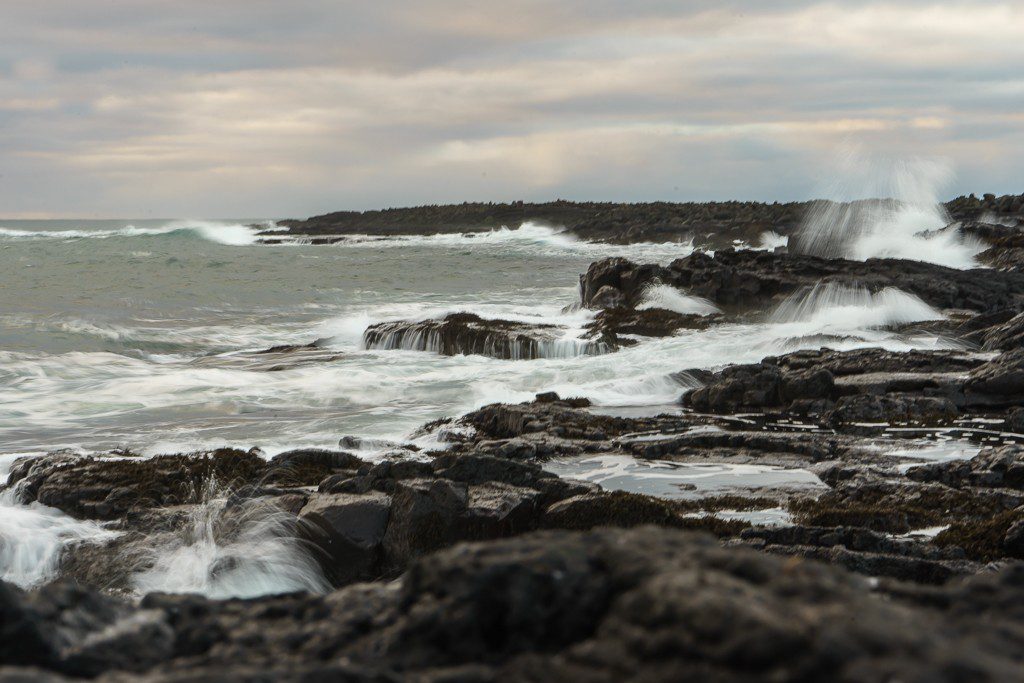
0,1 -> 1021,218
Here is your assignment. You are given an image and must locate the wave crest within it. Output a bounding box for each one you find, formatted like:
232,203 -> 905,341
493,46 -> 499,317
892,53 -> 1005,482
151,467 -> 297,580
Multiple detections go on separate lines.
0,220 -> 260,246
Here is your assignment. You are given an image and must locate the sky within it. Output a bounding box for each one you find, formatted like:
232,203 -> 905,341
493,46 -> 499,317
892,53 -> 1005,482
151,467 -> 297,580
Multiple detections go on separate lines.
0,1 -> 1022,218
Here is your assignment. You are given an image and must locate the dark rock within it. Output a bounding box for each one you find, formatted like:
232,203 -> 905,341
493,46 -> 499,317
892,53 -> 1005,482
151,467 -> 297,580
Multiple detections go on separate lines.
589,284 -> 625,309
594,249 -> 1024,313
683,363 -> 783,412
908,446 -> 1024,489
11,525 -> 1024,679
964,349 -> 1024,407
579,258 -> 672,308
267,449 -> 366,486
363,312 -> 609,360
299,492 -> 392,586
5,450 -> 267,520
583,306 -> 717,347
766,347 -> 984,376
826,393 -> 959,426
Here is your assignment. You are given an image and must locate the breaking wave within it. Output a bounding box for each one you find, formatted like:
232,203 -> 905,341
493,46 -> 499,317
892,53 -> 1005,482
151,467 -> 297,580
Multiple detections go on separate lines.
792,151 -> 983,269
637,284 -> 720,316
296,221 -> 695,263
0,485 -> 119,589
770,282 -> 944,329
132,489 -> 329,599
0,221 -> 261,246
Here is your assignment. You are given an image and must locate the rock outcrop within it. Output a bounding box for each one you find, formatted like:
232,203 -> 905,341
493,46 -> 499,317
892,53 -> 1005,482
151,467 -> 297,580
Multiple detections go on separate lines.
5,527 -> 1024,681
580,250 -> 1024,313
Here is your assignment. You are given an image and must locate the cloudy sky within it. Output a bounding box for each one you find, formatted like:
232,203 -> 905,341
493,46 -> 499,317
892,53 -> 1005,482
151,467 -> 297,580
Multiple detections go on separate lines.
1,1 -> 1021,218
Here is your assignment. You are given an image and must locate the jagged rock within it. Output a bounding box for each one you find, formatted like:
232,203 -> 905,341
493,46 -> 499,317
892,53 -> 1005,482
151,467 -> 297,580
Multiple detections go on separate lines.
826,393 -> 959,426
267,449 -> 366,486
766,347 -> 984,376
964,349 -> 1024,407
579,258 -> 673,308
683,363 -> 784,412
589,284 -> 625,309
583,250 -> 1024,313
380,478 -> 541,569
975,310 -> 1024,350
908,446 -> 1024,489
740,525 -> 978,583
0,582 -> 173,677
4,450 -> 267,520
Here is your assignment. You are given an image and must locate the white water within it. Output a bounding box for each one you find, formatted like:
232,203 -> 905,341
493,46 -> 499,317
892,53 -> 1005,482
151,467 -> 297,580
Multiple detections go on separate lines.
286,221 -> 699,263
132,491 -> 329,599
637,284 -> 721,316
544,454 -> 826,500
795,152 -> 984,268
0,208 -> 985,596
0,220 -> 261,246
0,280 -> 962,458
770,283 -> 944,330
0,456 -> 119,589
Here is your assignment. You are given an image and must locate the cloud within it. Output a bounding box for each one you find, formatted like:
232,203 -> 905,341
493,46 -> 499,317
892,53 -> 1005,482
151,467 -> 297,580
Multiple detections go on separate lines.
0,1 -> 1021,217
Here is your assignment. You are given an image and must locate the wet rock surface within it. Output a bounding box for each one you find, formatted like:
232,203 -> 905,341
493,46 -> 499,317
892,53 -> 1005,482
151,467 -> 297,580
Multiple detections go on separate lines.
582,249 -> 1024,313
362,312 -> 608,360
6,527 -> 1024,681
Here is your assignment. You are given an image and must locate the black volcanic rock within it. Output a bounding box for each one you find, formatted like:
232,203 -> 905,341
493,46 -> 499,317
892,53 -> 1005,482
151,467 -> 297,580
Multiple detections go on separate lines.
581,250 -> 1024,313
273,199 -> 810,246
272,194 -> 1024,246
362,312 -> 609,360
6,528 -> 1024,680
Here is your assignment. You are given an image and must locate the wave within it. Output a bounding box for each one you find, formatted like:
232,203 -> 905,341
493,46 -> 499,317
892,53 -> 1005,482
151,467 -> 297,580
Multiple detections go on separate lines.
0,487 -> 119,589
792,150 -> 983,269
131,488 -> 328,599
295,221 -> 696,263
769,282 -> 944,329
637,284 -> 720,316
0,220 -> 261,246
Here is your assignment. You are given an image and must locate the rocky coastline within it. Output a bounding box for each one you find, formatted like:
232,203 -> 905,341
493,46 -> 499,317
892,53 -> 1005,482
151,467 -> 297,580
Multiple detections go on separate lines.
7,199 -> 1024,681
264,193 -> 1024,246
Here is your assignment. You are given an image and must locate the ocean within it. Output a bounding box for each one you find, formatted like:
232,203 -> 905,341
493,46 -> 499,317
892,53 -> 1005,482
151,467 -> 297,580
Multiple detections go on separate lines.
0,219 -> 968,460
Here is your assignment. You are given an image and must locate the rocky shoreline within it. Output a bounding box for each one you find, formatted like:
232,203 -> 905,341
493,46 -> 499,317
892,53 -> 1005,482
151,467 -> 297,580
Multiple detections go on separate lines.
7,203 -> 1024,680
264,193 -> 1024,246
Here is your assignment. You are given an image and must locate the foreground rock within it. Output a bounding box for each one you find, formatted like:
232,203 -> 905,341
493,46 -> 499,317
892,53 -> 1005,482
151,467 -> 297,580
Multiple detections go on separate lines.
5,527 -> 1024,681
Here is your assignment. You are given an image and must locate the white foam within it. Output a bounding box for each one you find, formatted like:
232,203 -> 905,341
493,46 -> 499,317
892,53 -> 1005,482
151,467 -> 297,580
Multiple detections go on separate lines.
769,282 -> 944,331
300,221 -> 694,264
0,221 -> 260,246
132,491 -> 328,599
758,231 -> 789,250
794,150 -> 984,269
0,488 -> 119,589
637,284 -> 720,316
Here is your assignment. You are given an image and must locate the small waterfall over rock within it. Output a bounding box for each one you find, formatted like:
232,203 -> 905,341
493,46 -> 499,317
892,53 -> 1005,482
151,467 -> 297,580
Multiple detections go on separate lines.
362,312 -> 610,360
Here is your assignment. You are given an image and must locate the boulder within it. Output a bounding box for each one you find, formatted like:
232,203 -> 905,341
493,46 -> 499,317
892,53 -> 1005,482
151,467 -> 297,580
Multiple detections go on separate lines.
298,492 -> 392,585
